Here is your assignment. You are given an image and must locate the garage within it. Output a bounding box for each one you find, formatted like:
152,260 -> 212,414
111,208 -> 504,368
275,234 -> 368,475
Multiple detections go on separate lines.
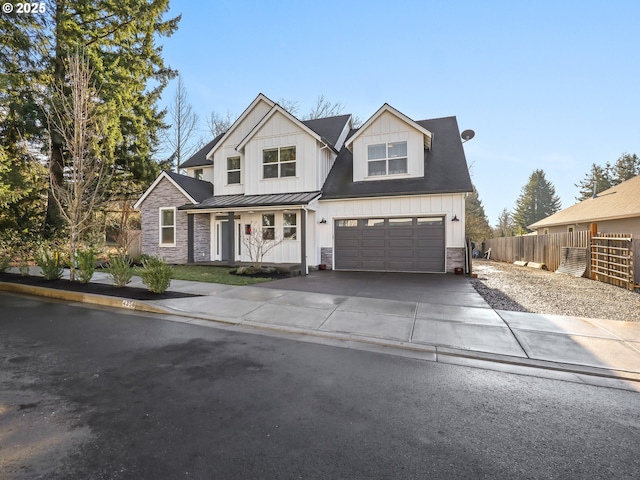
334,217 -> 445,272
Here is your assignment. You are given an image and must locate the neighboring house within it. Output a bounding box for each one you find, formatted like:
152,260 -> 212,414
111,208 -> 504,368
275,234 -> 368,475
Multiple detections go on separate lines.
528,174 -> 640,280
134,93 -> 473,274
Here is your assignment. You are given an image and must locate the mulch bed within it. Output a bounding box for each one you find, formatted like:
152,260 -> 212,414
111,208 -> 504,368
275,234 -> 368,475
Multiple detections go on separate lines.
0,273 -> 201,301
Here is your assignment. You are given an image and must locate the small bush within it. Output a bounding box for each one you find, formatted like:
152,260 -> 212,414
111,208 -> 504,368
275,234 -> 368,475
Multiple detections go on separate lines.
140,256 -> 172,294
0,252 -> 10,273
76,249 -> 97,284
34,247 -> 64,280
109,255 -> 133,287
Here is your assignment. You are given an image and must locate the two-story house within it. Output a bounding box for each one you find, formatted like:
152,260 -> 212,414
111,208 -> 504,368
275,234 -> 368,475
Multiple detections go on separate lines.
134,93 -> 473,274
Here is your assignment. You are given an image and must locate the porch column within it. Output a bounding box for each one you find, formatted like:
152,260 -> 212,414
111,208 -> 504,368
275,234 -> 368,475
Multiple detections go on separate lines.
187,214 -> 194,263
300,208 -> 307,275
227,211 -> 235,265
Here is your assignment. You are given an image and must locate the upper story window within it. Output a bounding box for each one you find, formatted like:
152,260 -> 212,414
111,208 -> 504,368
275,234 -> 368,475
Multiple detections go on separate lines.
367,141 -> 407,176
194,168 -> 203,180
159,207 -> 176,246
227,156 -> 241,184
263,146 -> 296,179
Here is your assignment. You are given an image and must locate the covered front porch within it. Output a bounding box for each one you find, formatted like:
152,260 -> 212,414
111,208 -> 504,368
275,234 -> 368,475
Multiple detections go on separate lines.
180,191 -> 321,275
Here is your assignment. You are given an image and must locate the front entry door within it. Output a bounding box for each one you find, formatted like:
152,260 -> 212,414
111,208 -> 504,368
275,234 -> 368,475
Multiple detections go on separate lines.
220,221 -> 230,261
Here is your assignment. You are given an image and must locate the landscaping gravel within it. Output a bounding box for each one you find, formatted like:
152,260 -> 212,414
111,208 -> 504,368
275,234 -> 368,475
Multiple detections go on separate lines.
470,259 -> 640,322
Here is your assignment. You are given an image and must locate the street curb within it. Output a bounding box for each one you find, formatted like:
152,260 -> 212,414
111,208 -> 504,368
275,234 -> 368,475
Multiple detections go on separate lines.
3,281 -> 639,388
0,281 -> 170,316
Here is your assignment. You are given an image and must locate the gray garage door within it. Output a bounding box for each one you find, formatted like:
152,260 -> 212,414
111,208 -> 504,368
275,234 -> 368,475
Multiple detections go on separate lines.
334,217 -> 445,272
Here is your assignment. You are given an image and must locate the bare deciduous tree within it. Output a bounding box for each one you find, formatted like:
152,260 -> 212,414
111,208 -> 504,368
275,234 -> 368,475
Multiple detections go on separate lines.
241,222 -> 284,269
206,110 -> 236,138
163,75 -> 201,172
303,94 -> 344,120
46,51 -> 114,281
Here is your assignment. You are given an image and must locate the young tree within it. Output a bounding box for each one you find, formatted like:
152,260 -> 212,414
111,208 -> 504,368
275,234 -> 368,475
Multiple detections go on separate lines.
610,152 -> 640,184
512,169 -> 561,233
46,52 -> 116,281
161,75 -> 201,172
494,208 -> 516,237
241,221 -> 284,270
575,163 -> 612,201
465,184 -> 492,242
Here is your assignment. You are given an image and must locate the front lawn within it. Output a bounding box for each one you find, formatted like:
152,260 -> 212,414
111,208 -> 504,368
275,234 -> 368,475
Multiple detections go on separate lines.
154,265 -> 274,286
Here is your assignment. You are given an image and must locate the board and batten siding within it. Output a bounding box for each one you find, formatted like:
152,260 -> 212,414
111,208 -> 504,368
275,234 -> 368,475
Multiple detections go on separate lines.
138,177 -> 191,264
352,111 -> 425,182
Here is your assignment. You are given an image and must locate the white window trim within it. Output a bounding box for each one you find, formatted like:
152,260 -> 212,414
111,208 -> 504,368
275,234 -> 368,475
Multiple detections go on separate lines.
262,146 -> 297,179
159,207 -> 176,247
227,155 -> 241,185
365,140 -> 409,179
283,212 -> 297,241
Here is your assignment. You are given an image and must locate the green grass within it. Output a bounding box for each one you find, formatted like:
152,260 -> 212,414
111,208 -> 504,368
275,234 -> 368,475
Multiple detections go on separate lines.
141,265 -> 273,286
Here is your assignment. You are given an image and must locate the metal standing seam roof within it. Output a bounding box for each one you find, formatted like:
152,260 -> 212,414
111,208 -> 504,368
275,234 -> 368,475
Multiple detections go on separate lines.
179,191 -> 322,210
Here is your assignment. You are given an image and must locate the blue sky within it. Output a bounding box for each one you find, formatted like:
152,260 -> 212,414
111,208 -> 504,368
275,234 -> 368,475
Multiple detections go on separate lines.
158,0 -> 640,225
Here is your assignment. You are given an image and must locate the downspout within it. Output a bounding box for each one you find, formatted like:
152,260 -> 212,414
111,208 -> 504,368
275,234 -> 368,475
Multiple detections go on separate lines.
301,206 -> 309,275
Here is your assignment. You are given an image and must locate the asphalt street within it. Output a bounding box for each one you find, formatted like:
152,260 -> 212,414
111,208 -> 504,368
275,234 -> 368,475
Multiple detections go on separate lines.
1,292 -> 639,480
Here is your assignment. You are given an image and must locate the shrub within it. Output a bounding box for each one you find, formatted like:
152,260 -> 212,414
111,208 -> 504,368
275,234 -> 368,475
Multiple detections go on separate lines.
34,247 -> 64,280
140,256 -> 172,294
109,255 -> 133,287
76,248 -> 97,284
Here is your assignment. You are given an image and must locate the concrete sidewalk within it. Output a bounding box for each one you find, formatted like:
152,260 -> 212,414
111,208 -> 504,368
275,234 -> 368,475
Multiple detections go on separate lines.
2,268 -> 640,391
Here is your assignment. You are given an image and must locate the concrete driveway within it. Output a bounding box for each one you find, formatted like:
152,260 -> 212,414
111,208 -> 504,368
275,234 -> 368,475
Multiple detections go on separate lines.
256,270 -> 490,308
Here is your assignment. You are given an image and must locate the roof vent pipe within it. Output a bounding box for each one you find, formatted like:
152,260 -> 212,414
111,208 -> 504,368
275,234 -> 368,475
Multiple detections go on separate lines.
592,181 -> 598,199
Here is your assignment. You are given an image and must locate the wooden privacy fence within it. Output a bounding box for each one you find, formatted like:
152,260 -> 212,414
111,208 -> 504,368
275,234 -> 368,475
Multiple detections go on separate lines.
591,234 -> 634,290
483,231 -> 636,290
483,231 -> 591,272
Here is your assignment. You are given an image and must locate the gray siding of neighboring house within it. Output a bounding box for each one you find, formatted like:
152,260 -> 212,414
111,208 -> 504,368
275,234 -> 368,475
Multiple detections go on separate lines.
139,177 -> 190,264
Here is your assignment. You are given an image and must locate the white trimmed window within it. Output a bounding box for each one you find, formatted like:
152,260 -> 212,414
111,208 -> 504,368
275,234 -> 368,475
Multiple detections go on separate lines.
263,146 -> 296,179
194,168 -> 204,180
227,156 -> 241,184
367,141 -> 407,176
262,213 -> 275,240
159,207 -> 176,246
283,213 -> 297,240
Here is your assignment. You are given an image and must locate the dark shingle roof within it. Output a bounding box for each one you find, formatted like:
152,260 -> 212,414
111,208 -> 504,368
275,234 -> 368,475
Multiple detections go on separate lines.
321,116 -> 473,199
302,114 -> 351,148
164,170 -> 213,203
179,133 -> 224,169
181,191 -> 321,210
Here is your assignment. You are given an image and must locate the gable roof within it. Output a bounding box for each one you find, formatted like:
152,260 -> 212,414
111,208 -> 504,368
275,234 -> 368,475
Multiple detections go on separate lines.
236,104 -> 346,154
529,174 -> 640,229
133,171 -> 213,209
345,104 -> 433,151
180,135 -> 222,169
321,116 -> 473,200
302,114 -> 352,149
205,93 -> 276,160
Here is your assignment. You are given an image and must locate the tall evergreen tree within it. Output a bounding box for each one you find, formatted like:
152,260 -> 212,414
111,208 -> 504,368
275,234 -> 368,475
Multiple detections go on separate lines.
575,163 -> 612,201
513,169 -> 561,233
465,184 -> 492,242
1,0 -> 180,235
610,152 -> 640,184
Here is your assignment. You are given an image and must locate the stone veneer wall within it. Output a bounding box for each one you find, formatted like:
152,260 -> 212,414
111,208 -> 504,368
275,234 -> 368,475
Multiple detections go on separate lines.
446,247 -> 465,273
139,177 -> 189,264
193,213 -> 211,262
320,247 -> 333,269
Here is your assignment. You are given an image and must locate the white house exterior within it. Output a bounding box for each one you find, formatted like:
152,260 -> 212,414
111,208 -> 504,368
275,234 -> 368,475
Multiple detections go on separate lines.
135,94 -> 473,274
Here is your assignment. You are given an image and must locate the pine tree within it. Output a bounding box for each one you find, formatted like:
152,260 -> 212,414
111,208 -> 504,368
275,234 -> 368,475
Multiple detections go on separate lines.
610,153 -> 640,184
575,163 -> 612,201
465,184 -> 492,242
513,170 -> 561,233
